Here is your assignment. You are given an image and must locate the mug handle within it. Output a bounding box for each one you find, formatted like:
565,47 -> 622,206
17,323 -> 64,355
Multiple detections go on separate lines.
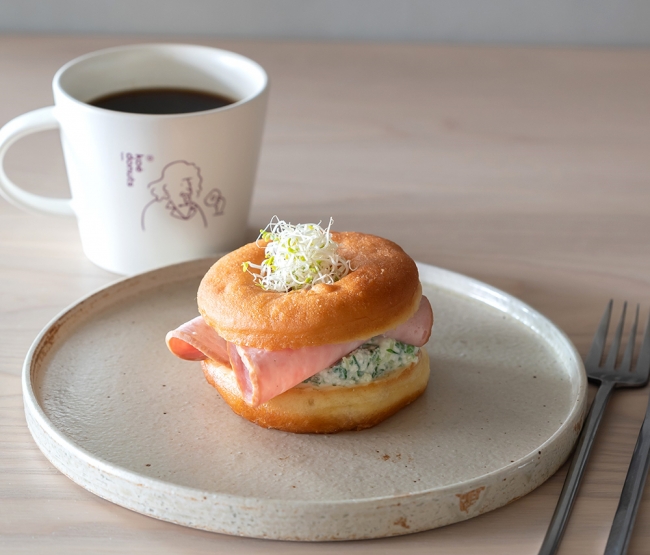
0,106 -> 74,216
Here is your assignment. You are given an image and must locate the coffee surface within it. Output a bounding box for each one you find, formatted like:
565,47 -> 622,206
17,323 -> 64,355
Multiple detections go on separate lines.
89,88 -> 235,114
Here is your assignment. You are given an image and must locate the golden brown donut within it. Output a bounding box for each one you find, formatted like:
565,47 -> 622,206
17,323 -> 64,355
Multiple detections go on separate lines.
202,349 -> 430,433
198,232 -> 421,350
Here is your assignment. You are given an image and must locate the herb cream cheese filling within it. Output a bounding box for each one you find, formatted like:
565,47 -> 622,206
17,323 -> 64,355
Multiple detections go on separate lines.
303,337 -> 420,388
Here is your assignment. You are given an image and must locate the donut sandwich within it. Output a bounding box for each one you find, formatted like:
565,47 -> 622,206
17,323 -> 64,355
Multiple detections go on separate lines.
167,220 -> 433,433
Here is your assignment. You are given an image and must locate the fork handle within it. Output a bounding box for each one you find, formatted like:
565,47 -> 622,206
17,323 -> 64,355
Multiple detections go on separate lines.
538,380 -> 616,555
603,404 -> 650,555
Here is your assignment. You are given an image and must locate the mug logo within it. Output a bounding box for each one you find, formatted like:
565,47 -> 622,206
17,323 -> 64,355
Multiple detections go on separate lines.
122,151 -> 154,186
140,160 -> 226,231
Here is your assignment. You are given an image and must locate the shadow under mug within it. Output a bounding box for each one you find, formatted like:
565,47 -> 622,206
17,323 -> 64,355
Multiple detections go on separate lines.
0,43 -> 269,275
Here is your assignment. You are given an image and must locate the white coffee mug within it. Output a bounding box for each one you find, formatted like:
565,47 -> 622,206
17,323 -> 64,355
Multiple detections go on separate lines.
0,44 -> 268,274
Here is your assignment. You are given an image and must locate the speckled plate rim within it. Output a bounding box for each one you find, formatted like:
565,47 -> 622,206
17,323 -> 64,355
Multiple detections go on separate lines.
22,258 -> 587,541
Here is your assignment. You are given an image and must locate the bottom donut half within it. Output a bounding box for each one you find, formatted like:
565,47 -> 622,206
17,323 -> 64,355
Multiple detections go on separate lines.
202,349 -> 430,434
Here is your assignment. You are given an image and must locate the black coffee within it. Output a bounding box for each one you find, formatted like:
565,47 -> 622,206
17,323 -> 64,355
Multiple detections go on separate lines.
89,88 -> 236,114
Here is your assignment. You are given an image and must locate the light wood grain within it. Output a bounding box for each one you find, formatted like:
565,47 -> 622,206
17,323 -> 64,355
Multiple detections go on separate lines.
1,35 -> 650,554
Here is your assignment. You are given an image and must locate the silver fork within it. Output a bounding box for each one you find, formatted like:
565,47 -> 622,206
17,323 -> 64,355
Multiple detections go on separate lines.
538,300 -> 650,555
605,351 -> 650,554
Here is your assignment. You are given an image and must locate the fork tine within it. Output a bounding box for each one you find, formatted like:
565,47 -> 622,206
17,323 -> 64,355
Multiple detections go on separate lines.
585,300 -> 613,368
605,302 -> 627,370
619,304 -> 639,372
635,310 -> 650,380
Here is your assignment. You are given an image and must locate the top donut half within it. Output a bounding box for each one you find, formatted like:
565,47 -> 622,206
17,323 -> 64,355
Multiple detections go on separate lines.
197,231 -> 422,350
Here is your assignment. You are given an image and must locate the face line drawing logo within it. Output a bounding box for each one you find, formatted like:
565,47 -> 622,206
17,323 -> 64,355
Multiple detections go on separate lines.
140,159 -> 228,232
141,160 -> 208,231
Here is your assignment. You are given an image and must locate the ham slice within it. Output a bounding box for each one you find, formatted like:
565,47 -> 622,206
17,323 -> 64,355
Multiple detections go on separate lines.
385,295 -> 433,346
165,316 -> 229,365
233,339 -> 367,406
167,296 -> 432,407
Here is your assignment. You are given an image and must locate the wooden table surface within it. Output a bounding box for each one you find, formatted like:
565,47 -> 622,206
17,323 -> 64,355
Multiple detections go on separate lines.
1,35 -> 650,554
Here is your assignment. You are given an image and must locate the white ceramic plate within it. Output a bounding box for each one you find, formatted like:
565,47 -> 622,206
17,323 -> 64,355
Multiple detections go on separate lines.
23,259 -> 586,541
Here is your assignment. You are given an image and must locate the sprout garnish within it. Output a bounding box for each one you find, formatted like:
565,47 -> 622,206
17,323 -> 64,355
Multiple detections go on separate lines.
242,216 -> 352,292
